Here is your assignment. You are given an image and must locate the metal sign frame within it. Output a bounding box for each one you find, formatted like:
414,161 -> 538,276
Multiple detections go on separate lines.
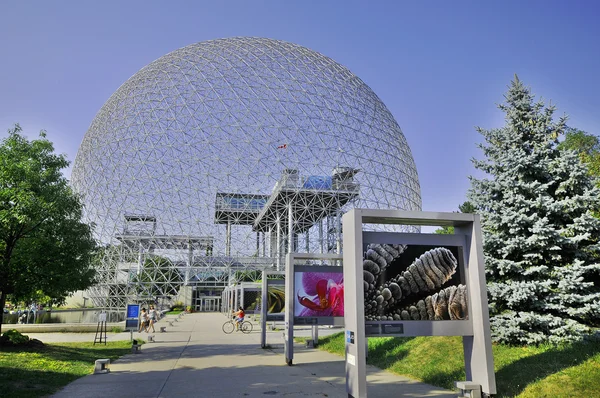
261,270 -> 285,348
342,209 -> 496,397
284,252 -> 343,366
125,303 -> 140,331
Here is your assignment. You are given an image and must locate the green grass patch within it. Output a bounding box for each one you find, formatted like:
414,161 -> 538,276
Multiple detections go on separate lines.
164,310 -> 183,315
293,337 -> 319,347
317,333 -> 600,397
0,340 -> 132,398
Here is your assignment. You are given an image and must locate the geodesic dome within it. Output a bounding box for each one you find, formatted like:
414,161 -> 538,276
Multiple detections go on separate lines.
71,37 -> 421,309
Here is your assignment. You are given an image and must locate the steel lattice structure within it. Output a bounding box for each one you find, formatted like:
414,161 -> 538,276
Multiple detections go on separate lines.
71,37 -> 421,309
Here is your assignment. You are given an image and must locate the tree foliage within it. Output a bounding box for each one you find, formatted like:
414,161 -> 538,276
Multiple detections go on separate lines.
233,269 -> 262,282
132,255 -> 182,298
0,125 -> 96,333
557,127 -> 600,184
468,77 -> 600,345
434,201 -> 475,234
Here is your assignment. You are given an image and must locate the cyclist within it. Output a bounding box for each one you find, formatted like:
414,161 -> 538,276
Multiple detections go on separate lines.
233,306 -> 245,330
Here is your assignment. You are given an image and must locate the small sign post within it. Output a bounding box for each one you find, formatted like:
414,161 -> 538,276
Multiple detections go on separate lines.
125,304 -> 140,333
94,311 -> 108,345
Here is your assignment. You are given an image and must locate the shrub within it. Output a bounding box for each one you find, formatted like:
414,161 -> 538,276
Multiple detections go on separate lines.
1,329 -> 30,345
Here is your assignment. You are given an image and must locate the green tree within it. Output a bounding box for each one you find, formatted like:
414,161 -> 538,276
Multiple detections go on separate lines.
468,77 -> 600,344
458,201 -> 475,214
434,201 -> 475,234
233,269 -> 262,282
557,127 -> 600,183
132,255 -> 182,298
0,125 -> 96,333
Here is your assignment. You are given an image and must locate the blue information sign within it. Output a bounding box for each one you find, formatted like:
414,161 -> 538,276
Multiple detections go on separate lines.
125,319 -> 139,329
126,304 -> 140,319
346,330 -> 355,344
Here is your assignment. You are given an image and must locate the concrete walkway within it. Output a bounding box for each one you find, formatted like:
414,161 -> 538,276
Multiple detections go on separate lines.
47,313 -> 455,398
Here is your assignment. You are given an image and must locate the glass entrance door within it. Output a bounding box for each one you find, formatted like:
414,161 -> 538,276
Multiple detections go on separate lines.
194,297 -> 221,312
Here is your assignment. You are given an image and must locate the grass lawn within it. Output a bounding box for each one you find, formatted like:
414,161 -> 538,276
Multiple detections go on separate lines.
0,340 -> 132,398
316,333 -> 600,397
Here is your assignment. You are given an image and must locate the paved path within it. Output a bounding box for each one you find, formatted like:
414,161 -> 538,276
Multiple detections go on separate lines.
48,313 -> 455,397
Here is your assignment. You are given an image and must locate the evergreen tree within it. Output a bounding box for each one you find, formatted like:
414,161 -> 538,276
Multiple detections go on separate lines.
434,201 -> 475,234
468,76 -> 600,345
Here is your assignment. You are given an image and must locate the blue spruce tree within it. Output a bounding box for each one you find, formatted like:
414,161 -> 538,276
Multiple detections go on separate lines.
468,76 -> 600,345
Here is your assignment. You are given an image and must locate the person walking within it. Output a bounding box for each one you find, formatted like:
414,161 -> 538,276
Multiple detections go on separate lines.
138,308 -> 149,333
147,305 -> 158,333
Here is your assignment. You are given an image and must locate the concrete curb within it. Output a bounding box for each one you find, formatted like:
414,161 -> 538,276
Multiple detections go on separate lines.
2,322 -> 123,333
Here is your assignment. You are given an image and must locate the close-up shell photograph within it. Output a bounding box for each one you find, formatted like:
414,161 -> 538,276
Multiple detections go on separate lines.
363,244 -> 468,322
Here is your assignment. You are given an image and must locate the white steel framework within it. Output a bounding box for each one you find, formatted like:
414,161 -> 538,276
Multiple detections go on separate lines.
71,37 -> 422,310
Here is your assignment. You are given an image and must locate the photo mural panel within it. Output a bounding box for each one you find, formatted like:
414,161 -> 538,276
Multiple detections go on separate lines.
267,282 -> 285,315
294,271 -> 344,317
362,243 -> 468,322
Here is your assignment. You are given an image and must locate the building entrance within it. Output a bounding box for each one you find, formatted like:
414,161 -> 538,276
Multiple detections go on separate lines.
194,297 -> 220,312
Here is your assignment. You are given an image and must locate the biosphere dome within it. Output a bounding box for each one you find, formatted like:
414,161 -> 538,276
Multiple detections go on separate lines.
71,37 -> 421,309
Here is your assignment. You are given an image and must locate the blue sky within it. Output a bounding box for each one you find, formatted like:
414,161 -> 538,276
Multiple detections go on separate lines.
1,0 -> 599,214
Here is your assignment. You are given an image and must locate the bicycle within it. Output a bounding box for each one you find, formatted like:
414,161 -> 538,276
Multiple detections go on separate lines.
222,318 -> 253,334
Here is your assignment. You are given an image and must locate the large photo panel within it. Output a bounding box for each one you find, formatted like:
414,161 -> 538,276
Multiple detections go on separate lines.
293,265 -> 344,320
266,279 -> 285,321
362,232 -> 468,323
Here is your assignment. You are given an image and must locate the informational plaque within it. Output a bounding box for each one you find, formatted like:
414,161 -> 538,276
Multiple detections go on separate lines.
98,312 -> 107,322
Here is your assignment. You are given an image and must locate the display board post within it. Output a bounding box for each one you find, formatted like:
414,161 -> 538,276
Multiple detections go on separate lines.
456,219 -> 496,393
284,254 -> 295,365
261,270 -> 268,348
342,210 -> 367,398
342,209 -> 496,397
234,286 -> 239,313
240,286 -> 245,313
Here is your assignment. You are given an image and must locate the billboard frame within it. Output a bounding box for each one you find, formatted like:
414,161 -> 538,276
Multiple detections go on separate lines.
260,270 -> 285,348
284,252 -> 343,366
342,209 -> 496,397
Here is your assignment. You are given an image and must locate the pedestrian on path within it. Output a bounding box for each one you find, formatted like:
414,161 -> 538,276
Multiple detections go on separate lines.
138,308 -> 149,332
148,305 -> 158,333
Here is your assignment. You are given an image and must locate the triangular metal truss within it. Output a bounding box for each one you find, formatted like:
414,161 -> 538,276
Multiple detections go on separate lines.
71,37 -> 422,311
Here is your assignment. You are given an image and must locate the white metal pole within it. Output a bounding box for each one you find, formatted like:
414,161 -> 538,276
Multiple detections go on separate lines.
226,221 -> 231,257
319,219 -> 323,254
185,241 -> 192,286
288,202 -> 293,254
305,230 -> 310,253
276,218 -> 281,271
261,270 -> 268,348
